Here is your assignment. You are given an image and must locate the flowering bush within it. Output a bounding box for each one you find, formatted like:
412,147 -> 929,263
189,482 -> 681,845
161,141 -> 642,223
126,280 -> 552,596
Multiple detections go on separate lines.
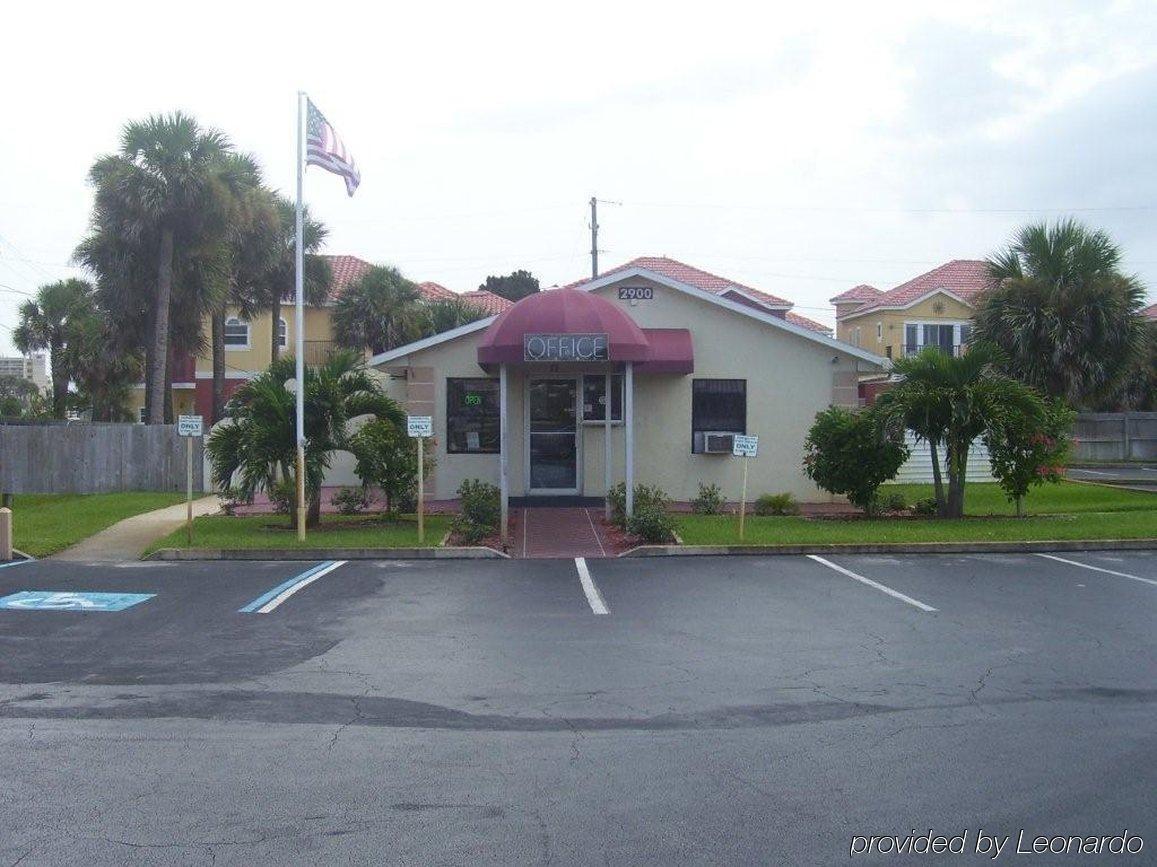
983,399 -> 1075,516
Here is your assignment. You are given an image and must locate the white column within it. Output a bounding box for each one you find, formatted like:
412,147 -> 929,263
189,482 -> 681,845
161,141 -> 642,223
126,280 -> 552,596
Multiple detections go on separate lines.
499,363 -> 509,543
625,361 -> 634,517
604,370 -> 612,519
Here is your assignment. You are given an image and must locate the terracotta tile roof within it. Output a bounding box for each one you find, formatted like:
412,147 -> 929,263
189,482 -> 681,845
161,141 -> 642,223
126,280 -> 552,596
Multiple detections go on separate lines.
1144,302 -> 1157,320
785,311 -> 833,335
460,289 -> 514,315
848,259 -> 991,317
321,254 -> 373,297
417,281 -> 456,302
830,284 -> 882,304
563,256 -> 793,308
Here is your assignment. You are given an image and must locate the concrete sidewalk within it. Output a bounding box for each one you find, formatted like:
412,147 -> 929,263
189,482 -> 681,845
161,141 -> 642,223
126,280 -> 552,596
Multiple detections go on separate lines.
53,495 -> 222,562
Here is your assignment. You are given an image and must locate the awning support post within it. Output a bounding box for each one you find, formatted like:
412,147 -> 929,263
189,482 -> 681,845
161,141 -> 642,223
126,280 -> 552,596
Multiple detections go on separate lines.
499,363 -> 509,544
604,371 -> 613,520
625,361 -> 634,518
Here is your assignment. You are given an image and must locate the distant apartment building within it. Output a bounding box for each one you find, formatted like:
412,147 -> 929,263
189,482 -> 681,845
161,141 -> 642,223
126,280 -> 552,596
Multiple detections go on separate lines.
0,354 -> 49,390
831,260 -> 991,360
127,255 -> 515,423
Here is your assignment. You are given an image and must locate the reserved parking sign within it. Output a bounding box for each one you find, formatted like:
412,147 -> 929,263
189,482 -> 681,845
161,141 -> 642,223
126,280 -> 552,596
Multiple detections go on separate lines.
732,435 -> 759,457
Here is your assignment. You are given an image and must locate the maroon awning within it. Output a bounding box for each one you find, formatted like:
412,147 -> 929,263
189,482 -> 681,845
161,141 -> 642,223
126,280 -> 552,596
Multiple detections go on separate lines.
637,328 -> 694,374
478,288 -> 650,365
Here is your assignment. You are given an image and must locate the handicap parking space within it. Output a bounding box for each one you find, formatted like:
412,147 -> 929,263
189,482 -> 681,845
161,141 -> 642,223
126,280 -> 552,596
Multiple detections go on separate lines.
0,558 -> 387,685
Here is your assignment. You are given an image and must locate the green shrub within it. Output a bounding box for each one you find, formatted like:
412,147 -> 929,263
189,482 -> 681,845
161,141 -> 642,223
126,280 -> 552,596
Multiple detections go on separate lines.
268,479 -> 296,516
754,492 -> 799,516
607,482 -> 671,529
803,406 -> 908,514
219,487 -> 249,517
330,486 -> 370,516
983,398 -> 1076,516
913,496 -> 938,516
692,482 -> 725,515
456,478 -> 501,530
626,504 -> 676,543
879,490 -> 908,512
450,516 -> 489,544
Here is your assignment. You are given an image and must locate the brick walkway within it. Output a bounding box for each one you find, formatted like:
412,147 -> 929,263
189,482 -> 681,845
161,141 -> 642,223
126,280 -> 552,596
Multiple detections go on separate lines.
515,507 -> 626,559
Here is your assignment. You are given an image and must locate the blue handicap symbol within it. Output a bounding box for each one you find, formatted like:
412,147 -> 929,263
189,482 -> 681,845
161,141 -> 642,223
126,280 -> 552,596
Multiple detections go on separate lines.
0,591 -> 155,612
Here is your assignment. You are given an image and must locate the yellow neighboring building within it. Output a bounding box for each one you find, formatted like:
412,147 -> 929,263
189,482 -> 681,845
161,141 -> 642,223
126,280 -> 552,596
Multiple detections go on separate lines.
831,259 -> 990,361
127,255 -> 513,422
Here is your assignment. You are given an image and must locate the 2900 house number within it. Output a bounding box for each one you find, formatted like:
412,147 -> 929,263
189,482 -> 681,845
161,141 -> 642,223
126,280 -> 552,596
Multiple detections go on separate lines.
617,286 -> 653,301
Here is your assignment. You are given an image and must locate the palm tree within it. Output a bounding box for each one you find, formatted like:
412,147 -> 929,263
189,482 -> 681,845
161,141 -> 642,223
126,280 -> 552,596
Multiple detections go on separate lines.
333,265 -> 425,354
258,196 -> 330,363
86,113 -> 240,424
206,351 -> 405,529
976,219 -> 1147,408
13,279 -> 94,418
876,344 -> 1043,518
423,296 -> 489,336
215,163 -> 279,421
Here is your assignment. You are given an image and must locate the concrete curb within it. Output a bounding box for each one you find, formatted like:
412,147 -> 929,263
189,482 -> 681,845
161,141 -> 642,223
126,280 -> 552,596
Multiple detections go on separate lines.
620,539 -> 1157,557
146,546 -> 509,561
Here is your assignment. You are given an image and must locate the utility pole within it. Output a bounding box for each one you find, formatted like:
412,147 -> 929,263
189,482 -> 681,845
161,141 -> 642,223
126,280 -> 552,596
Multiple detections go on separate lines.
590,196 -> 599,279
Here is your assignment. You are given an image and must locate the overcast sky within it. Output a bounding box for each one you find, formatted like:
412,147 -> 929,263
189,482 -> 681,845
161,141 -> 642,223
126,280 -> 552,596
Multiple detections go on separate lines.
2,0 -> 1155,355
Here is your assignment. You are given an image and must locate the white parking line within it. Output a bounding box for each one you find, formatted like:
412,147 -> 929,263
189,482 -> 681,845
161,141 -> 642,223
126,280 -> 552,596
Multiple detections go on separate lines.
240,561 -> 349,614
575,557 -> 609,615
1035,553 -> 1157,588
1073,469 -> 1113,476
806,555 -> 938,612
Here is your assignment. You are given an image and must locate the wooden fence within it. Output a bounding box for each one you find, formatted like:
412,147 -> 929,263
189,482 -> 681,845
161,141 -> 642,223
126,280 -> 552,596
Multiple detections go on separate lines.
0,422 -> 203,494
1073,412 -> 1157,461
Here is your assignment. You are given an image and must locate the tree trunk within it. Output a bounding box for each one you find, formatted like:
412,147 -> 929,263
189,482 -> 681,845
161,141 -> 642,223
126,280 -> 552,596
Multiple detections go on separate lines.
270,297 -> 281,362
944,440 -> 970,519
1015,495 -> 1024,518
163,341 -> 175,425
146,228 -> 175,425
211,308 -> 226,424
49,337 -> 68,420
307,489 -> 321,529
928,438 -> 946,517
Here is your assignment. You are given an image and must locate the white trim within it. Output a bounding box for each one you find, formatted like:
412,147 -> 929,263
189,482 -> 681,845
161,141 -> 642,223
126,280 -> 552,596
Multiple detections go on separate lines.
368,316 -> 498,366
584,267 -> 888,367
367,266 -> 888,369
719,286 -> 792,312
194,371 -> 257,380
837,288 -> 975,320
171,382 -> 196,390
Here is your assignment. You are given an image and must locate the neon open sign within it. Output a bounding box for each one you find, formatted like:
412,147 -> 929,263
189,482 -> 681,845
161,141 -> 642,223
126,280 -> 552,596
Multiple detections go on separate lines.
523,333 -> 609,362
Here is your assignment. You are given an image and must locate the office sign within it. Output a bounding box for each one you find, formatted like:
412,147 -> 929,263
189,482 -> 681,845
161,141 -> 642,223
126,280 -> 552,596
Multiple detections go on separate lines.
177,415 -> 203,437
523,333 -> 609,362
407,416 -> 433,438
732,435 -> 759,457
0,591 -> 155,612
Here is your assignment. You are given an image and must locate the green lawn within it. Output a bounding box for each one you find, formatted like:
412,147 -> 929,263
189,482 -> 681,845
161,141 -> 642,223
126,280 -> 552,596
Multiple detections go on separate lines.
148,513 -> 452,552
879,481 -> 1157,515
11,492 -> 186,558
677,482 -> 1157,546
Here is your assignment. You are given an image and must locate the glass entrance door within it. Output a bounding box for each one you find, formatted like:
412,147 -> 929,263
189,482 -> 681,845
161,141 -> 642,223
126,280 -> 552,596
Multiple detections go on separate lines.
528,378 -> 579,493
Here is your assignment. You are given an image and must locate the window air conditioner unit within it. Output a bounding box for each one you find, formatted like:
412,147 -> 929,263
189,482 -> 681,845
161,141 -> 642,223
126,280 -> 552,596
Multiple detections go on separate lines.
702,432 -> 735,454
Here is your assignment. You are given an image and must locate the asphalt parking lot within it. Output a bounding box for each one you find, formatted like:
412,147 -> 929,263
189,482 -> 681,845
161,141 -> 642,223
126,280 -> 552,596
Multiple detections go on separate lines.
0,551 -> 1153,864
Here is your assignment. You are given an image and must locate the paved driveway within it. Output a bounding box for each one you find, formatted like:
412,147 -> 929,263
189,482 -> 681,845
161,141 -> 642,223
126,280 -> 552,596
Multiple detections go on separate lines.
0,552 -> 1153,864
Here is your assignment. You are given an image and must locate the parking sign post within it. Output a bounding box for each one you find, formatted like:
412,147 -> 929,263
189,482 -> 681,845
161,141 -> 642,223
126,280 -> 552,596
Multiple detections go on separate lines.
178,416 -> 203,545
732,435 -> 759,541
407,416 -> 433,545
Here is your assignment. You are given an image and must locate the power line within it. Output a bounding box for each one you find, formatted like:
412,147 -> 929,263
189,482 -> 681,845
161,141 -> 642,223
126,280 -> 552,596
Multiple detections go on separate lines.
629,200 -> 1157,215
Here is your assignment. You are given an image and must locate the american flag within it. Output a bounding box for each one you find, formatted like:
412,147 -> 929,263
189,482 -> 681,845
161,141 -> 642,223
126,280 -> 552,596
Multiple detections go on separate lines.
306,99 -> 361,196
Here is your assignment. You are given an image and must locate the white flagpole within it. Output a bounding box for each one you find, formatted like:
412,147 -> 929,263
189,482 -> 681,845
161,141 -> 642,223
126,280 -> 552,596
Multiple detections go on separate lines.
294,91 -> 307,540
